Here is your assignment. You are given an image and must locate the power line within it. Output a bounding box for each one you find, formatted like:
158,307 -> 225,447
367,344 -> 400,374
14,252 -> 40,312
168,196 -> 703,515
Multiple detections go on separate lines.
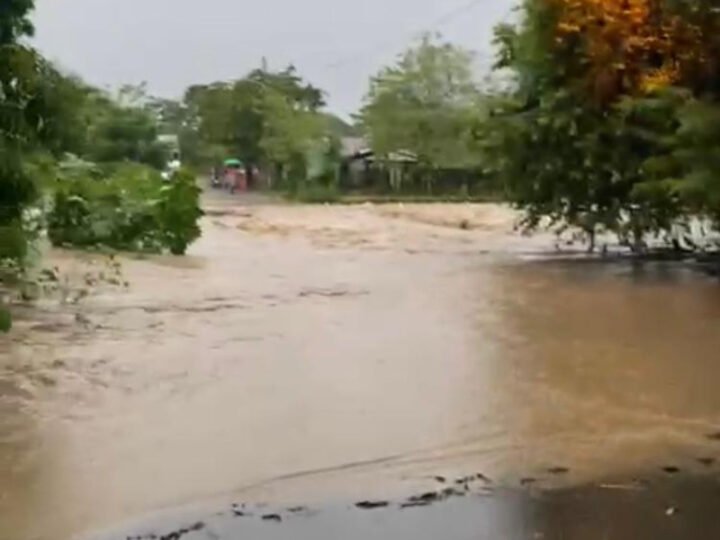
323,0 -> 488,71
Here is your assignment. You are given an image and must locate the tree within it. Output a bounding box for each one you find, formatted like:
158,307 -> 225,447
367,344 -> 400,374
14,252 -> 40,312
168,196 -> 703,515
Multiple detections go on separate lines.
87,97 -> 168,168
30,67 -> 93,157
183,65 -> 326,177
0,0 -> 34,45
258,87 -> 325,188
36,81 -> 173,170
1,0 -> 40,328
482,0 -> 720,250
1,0 -> 41,247
360,35 -> 483,168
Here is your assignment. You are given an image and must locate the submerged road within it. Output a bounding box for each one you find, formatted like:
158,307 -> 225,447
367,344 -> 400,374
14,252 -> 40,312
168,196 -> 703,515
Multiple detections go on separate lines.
1,197 -> 720,540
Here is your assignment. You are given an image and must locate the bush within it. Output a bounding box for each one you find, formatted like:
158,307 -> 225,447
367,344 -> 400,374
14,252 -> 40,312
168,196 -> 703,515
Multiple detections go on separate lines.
48,164 -> 203,254
156,169 -> 203,255
290,183 -> 340,203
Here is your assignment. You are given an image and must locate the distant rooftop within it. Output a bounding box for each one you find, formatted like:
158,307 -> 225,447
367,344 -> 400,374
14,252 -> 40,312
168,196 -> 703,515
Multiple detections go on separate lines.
341,137 -> 369,157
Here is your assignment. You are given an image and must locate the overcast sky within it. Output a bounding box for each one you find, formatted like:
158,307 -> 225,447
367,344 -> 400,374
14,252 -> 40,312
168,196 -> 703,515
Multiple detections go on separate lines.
32,0 -> 515,117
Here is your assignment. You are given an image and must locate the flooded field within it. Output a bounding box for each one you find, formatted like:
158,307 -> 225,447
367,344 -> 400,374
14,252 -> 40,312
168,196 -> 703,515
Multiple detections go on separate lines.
2,198 -> 720,540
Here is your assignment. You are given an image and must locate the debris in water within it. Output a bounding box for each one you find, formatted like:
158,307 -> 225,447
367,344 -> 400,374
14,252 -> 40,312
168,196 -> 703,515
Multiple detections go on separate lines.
138,520 -> 205,540
408,492 -> 440,504
697,457 -> 716,466
662,466 -> 680,474
547,467 -> 570,475
454,475 -> 474,486
401,500 -> 432,509
440,487 -> 465,498
599,483 -> 645,491
521,477 -> 537,487
666,507 -> 678,516
231,503 -> 249,517
434,475 -> 447,483
261,514 -> 282,522
355,501 -> 389,510
298,287 -> 369,299
75,313 -> 92,326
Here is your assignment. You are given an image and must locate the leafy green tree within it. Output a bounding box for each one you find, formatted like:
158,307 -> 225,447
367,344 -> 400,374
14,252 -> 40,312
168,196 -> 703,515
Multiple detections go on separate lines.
77,86 -> 169,169
484,1 -> 685,249
0,0 -> 34,44
183,65 -> 325,175
360,35 -> 483,168
1,0 -> 40,328
30,67 -> 93,157
1,0 -> 42,250
483,0 -> 720,251
89,102 -> 166,167
47,164 -> 203,255
258,87 -> 324,188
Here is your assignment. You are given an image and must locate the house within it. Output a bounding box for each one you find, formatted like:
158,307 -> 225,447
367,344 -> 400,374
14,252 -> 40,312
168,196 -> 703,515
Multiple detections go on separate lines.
339,137 -> 418,191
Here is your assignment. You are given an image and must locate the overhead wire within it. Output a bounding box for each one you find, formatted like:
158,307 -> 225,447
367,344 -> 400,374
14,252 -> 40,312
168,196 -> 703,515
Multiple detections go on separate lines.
322,0 -> 491,71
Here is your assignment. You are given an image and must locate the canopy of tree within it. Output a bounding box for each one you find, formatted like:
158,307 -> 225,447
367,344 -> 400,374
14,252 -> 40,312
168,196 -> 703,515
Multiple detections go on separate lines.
360,35 -> 484,169
1,0 -> 45,260
182,66 -> 326,176
485,0 -> 720,250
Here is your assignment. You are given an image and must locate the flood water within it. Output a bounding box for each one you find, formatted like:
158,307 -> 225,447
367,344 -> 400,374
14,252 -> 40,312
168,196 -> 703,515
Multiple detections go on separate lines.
2,198 -> 720,540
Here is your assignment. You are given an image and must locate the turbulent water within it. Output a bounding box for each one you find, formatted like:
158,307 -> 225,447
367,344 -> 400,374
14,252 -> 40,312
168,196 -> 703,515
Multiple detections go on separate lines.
1,197 -> 720,540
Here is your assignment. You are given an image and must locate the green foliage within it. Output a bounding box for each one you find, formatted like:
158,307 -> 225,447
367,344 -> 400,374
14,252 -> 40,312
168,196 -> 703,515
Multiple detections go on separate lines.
259,87 -> 325,190
0,2 -> 197,329
1,0 -> 44,272
290,183 -> 340,204
84,91 -> 170,169
0,306 -> 11,332
360,34 -> 483,169
23,75 -> 172,170
0,0 -> 34,45
47,165 -> 202,254
259,89 -> 319,163
483,0 -> 720,250
0,221 -> 29,261
29,66 -> 91,156
0,0 -> 37,329
184,65 -> 326,172
155,169 -> 203,255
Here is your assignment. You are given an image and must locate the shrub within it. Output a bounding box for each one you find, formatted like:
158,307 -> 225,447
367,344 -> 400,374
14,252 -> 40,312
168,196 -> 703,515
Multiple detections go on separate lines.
48,164 -> 203,254
290,183 -> 340,203
155,169 -> 203,255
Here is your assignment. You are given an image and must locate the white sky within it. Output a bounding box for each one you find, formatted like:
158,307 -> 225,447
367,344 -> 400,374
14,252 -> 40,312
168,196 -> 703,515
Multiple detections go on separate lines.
32,0 -> 516,117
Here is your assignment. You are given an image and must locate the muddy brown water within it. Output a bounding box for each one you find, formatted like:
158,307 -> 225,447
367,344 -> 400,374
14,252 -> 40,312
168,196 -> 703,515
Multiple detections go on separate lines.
1,200 -> 720,540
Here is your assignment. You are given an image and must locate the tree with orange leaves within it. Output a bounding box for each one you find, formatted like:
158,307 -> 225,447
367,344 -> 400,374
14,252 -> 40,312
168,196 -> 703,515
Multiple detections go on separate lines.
483,0 -> 720,253
549,0 -> 706,103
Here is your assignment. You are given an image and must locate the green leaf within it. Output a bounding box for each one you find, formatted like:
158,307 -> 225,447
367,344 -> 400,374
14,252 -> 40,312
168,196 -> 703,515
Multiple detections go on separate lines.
0,308 -> 12,333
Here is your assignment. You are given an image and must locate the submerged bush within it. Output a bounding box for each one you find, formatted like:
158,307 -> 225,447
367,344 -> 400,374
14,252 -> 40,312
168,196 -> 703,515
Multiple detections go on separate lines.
155,169 -> 204,255
48,164 -> 203,254
290,183 -> 340,204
